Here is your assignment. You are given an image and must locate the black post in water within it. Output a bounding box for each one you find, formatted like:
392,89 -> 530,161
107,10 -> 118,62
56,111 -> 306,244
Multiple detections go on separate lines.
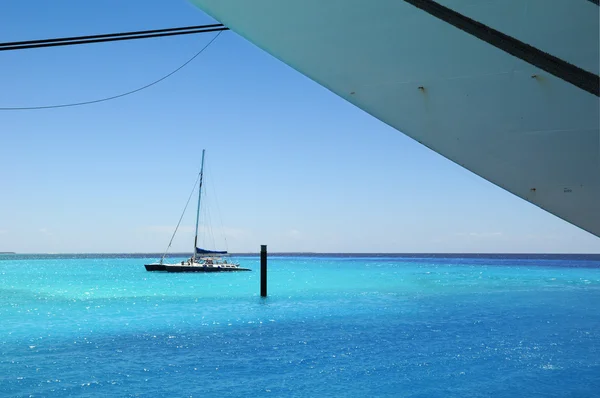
260,245 -> 267,297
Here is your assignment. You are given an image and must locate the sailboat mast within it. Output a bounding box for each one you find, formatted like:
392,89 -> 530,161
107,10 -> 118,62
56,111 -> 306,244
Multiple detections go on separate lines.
192,149 -> 206,263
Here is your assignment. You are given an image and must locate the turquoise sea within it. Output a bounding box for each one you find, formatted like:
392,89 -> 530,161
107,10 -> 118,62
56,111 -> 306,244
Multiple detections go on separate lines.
1,253 -> 599,397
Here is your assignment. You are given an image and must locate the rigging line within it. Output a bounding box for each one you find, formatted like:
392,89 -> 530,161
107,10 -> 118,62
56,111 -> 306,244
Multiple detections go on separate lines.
200,188 -> 209,248
205,165 -> 219,252
202,186 -> 217,252
200,189 -> 207,248
0,31 -> 223,111
209,190 -> 217,251
160,171 -> 202,264
207,164 -> 229,252
0,24 -> 226,48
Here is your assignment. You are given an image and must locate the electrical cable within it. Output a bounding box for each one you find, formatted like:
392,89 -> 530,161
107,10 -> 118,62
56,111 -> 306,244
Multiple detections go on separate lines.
0,31 -> 223,111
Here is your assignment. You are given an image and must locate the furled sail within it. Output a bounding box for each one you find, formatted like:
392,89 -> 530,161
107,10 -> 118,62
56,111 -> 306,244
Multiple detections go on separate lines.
196,247 -> 228,255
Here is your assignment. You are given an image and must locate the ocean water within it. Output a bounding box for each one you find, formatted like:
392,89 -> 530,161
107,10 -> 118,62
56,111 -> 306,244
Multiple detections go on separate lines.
1,254 -> 599,397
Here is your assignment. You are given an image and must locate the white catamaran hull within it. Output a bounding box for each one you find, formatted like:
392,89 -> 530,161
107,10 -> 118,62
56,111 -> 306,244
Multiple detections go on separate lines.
190,0 -> 600,237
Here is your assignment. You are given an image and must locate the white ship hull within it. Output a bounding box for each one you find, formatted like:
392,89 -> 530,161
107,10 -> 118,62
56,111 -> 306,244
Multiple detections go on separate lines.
190,0 -> 600,237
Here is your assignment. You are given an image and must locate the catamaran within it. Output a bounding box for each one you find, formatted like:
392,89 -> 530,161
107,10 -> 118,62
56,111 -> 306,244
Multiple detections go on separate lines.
144,149 -> 250,273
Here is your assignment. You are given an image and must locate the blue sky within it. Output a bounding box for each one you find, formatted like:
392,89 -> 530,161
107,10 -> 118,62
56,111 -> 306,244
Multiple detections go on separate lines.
1,0 -> 599,254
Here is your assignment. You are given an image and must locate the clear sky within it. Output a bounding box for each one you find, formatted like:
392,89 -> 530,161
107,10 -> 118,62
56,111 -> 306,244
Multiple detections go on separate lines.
1,0 -> 599,254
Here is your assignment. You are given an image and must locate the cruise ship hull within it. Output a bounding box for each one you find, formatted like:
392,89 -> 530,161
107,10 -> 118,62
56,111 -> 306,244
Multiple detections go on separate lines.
190,0 -> 600,237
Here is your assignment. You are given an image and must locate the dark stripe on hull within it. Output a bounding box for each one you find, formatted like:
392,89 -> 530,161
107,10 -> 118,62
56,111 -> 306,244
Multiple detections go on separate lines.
403,0 -> 599,96
165,266 -> 251,273
145,264 -> 166,271
586,0 -> 599,6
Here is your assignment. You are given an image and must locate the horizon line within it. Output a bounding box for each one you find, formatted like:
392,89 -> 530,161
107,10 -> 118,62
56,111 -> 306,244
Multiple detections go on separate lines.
2,251 -> 600,256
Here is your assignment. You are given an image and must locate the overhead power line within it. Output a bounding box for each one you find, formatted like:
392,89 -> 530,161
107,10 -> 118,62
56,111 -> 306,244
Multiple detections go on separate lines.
0,23 -> 228,52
